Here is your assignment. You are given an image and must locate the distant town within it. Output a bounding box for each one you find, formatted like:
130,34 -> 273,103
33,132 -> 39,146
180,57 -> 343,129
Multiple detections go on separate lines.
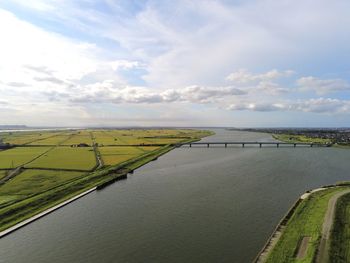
229,128 -> 350,145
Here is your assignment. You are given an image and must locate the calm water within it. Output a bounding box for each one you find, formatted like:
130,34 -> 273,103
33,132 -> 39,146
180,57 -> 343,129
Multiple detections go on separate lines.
1,129 -> 350,263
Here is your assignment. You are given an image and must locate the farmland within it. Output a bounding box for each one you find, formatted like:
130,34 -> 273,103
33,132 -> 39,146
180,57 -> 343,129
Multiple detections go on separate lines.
100,146 -> 160,166
0,147 -> 51,169
26,147 -> 96,170
0,128 -> 213,232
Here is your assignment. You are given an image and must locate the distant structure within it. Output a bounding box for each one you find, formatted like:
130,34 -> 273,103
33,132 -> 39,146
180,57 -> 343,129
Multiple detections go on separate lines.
0,140 -> 12,149
71,143 -> 90,147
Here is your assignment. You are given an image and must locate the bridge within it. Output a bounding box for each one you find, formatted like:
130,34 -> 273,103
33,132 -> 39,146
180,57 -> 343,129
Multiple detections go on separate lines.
179,141 -> 332,148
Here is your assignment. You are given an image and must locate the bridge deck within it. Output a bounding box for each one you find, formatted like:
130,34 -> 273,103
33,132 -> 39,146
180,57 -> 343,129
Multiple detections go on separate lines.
179,141 -> 331,147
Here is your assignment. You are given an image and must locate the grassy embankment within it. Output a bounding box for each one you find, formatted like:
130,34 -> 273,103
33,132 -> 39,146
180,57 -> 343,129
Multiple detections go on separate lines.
0,129 -> 213,232
263,186 -> 350,263
272,134 -> 332,144
0,170 -> 7,181
329,192 -> 350,262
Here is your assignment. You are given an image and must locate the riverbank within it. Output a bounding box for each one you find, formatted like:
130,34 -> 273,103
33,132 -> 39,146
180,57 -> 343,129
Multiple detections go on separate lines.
0,129 -> 214,234
0,187 -> 97,238
255,183 -> 350,263
0,145 -> 178,234
272,134 -> 333,145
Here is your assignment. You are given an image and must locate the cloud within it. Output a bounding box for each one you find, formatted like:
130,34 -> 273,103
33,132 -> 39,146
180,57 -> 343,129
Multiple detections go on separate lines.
0,9 -> 99,88
228,102 -> 286,112
297,76 -> 350,95
2,1 -> 350,126
111,60 -> 143,71
228,98 -> 350,114
6,82 -> 28,87
33,76 -> 67,85
70,82 -> 246,104
226,69 -> 294,83
293,98 -> 350,113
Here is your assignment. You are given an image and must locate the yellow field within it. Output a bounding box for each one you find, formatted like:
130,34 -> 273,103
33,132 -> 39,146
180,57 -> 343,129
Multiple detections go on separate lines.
61,132 -> 93,146
0,147 -> 50,169
26,147 -> 96,170
0,170 -> 85,206
99,146 -> 159,166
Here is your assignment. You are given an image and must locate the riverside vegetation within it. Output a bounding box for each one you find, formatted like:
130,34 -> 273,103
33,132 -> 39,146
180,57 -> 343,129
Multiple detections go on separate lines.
329,192 -> 350,262
260,184 -> 350,263
0,129 -> 213,232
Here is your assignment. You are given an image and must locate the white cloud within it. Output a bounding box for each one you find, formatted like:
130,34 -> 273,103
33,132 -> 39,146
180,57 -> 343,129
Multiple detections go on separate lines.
228,98 -> 350,114
2,1 -> 350,126
226,69 -> 294,83
110,60 -> 143,71
0,10 -> 98,84
70,82 -> 246,104
297,76 -> 350,95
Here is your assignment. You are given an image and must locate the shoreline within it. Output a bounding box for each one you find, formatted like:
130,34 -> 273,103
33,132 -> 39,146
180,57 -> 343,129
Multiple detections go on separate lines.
0,146 -> 174,237
0,131 -> 214,237
253,185 -> 347,263
253,193 -> 304,263
0,187 -> 96,238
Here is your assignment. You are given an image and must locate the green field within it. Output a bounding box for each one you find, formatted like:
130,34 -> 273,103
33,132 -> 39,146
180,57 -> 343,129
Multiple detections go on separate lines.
0,170 -> 7,180
61,131 -> 93,146
93,129 -> 210,145
265,187 -> 349,263
273,134 -> 332,144
0,128 -> 213,232
100,146 -> 160,166
329,192 -> 350,262
26,147 -> 96,170
0,170 -> 84,206
27,134 -> 70,145
0,147 -> 50,168
1,131 -> 63,145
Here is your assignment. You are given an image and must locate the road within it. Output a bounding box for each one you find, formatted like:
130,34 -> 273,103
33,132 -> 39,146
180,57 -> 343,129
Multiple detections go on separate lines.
315,189 -> 350,263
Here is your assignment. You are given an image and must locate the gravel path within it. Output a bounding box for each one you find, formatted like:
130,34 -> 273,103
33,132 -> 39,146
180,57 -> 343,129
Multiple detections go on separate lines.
315,189 -> 350,263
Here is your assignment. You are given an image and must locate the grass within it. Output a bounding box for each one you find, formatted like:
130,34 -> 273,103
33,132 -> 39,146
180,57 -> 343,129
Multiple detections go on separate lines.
60,131 -> 93,145
0,128 -> 213,232
273,134 -> 332,144
0,147 -> 51,169
0,170 -> 84,207
0,170 -> 8,180
26,147 -> 96,171
28,135 -> 70,145
99,146 -> 159,166
1,131 -> 63,145
92,129 -> 213,145
265,187 -> 348,263
329,192 -> 350,262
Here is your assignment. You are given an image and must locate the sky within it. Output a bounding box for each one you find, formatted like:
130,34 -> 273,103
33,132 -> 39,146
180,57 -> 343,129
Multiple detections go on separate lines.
0,0 -> 350,127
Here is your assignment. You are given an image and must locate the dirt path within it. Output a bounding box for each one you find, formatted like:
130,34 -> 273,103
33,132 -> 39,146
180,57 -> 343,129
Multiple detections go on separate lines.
296,236 -> 311,259
90,132 -> 103,169
0,167 -> 23,184
315,189 -> 350,263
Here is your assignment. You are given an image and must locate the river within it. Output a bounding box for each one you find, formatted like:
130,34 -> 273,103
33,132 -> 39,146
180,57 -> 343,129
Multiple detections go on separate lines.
1,129 -> 350,263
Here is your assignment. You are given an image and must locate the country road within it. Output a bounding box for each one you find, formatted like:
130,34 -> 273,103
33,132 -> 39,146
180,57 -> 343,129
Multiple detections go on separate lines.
315,189 -> 350,263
